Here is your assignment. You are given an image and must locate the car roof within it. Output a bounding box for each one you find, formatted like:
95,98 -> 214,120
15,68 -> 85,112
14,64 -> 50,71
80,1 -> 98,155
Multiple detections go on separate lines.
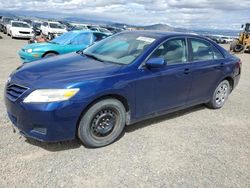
122,30 -> 202,39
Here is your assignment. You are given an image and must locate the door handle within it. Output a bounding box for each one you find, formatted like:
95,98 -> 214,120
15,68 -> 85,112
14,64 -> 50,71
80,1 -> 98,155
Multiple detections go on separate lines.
184,68 -> 191,74
214,63 -> 225,69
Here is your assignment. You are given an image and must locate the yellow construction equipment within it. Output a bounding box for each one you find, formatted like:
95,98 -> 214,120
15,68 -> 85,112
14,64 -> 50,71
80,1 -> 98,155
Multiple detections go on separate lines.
230,23 -> 250,53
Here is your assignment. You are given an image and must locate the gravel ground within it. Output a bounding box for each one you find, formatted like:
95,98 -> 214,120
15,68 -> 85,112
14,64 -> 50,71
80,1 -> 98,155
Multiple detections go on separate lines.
0,34 -> 249,188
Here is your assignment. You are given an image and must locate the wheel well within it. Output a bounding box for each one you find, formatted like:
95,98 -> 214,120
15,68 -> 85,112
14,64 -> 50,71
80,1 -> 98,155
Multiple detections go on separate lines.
75,94 -> 130,137
85,94 -> 129,113
224,77 -> 234,91
42,51 -> 59,57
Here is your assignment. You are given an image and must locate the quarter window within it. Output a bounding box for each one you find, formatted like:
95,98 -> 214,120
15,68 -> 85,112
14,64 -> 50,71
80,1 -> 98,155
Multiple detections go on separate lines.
150,38 -> 187,65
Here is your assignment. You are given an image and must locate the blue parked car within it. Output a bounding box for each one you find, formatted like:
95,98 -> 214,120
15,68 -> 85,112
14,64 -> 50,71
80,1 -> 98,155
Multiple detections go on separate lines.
18,30 -> 110,63
5,31 -> 241,147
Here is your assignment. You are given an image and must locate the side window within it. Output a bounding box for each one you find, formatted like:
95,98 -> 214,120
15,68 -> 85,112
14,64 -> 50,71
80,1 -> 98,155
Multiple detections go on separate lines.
93,33 -> 108,42
191,39 -> 216,61
150,38 -> 187,65
190,39 -> 224,61
212,45 -> 224,59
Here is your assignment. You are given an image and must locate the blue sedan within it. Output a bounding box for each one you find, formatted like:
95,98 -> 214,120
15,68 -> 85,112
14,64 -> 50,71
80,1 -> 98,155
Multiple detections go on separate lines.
5,31 -> 241,147
18,30 -> 109,63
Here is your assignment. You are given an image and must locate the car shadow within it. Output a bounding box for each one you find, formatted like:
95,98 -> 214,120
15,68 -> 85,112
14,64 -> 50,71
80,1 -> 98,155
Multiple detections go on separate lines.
25,104 -> 206,151
25,138 -> 82,152
125,104 -> 206,133
14,37 -> 30,40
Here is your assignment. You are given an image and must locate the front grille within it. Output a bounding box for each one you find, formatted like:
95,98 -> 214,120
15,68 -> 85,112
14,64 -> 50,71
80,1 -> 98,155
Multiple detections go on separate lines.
19,31 -> 30,34
6,84 -> 29,102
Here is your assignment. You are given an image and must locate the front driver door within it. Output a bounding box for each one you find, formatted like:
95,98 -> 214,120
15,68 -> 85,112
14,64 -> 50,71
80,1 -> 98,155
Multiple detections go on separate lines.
135,38 -> 193,118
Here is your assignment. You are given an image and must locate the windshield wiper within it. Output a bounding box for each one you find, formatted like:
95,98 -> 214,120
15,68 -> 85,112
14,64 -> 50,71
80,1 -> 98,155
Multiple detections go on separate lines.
78,51 -> 104,62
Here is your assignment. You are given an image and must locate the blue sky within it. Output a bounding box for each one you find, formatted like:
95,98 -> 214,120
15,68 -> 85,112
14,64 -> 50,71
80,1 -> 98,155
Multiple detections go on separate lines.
0,0 -> 249,29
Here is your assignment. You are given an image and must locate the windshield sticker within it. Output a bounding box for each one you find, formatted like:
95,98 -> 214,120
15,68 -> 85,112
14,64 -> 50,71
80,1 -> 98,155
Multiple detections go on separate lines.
136,36 -> 155,43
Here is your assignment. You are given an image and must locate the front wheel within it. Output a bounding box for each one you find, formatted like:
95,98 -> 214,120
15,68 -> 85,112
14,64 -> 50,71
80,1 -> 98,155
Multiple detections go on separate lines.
207,80 -> 230,109
78,99 -> 126,148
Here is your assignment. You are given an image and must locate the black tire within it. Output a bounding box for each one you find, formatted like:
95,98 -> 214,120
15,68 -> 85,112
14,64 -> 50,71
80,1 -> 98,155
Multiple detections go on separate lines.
230,40 -> 238,51
78,99 -> 126,148
234,44 -> 244,52
43,52 -> 57,58
207,80 -> 230,109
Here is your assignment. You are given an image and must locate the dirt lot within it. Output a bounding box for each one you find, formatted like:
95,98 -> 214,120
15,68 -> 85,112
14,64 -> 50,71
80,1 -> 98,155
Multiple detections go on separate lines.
0,34 -> 249,188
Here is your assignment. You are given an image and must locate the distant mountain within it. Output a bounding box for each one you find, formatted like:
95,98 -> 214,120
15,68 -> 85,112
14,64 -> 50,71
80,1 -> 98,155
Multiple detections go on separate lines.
142,24 -> 174,31
0,10 -> 16,17
63,17 -> 114,25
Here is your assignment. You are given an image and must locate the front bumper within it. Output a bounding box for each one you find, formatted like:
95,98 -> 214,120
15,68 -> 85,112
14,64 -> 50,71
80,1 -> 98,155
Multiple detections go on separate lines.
18,50 -> 43,63
4,87 -> 86,142
13,33 -> 34,39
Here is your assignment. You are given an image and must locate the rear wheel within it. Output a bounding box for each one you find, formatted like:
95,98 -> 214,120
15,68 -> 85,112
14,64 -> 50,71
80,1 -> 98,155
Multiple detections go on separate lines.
78,99 -> 126,148
43,52 -> 57,58
207,80 -> 230,109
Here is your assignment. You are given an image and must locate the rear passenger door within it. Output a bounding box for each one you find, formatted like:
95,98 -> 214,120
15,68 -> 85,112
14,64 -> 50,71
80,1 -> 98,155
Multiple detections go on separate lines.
187,38 -> 225,104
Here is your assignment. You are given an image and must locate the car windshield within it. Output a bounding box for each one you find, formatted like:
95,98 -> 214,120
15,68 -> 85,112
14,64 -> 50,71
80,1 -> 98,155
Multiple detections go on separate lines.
83,32 -> 156,65
12,22 -> 30,28
49,23 -> 65,29
51,32 -> 91,45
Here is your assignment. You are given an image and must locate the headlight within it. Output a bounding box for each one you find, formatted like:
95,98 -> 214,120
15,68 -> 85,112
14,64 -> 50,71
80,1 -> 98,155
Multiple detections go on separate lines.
26,49 -> 33,53
23,88 -> 80,103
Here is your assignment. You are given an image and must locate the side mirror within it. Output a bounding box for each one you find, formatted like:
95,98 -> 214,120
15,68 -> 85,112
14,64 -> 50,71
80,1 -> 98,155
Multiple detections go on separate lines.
145,58 -> 166,69
241,24 -> 244,28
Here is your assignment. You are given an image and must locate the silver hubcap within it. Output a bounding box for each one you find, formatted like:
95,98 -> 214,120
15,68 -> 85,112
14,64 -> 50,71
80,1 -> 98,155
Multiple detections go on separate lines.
215,83 -> 229,106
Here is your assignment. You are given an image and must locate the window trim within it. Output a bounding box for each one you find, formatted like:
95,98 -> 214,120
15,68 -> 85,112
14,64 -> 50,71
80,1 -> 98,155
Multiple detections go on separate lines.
139,36 -> 189,69
187,37 -> 225,63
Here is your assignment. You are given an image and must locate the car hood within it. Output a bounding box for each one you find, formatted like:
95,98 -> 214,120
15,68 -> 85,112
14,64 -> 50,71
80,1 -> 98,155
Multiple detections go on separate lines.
10,52 -> 124,88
